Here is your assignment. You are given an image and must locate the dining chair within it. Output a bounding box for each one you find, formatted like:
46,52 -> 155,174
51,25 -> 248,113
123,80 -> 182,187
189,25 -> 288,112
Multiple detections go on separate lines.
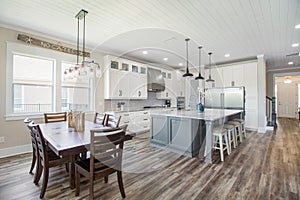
94,112 -> 108,125
75,127 -> 126,199
104,114 -> 121,128
44,112 -> 67,123
23,118 -> 36,175
27,122 -> 70,199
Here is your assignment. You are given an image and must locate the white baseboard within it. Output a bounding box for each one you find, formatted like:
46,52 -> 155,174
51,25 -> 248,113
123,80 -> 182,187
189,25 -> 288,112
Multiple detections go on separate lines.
0,144 -> 32,158
265,126 -> 274,131
258,127 -> 266,133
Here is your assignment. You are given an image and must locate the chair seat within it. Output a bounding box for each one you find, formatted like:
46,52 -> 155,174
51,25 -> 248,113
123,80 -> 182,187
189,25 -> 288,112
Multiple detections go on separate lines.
76,158 -> 106,172
213,127 -> 227,135
223,124 -> 234,129
233,118 -> 245,123
228,121 -> 240,126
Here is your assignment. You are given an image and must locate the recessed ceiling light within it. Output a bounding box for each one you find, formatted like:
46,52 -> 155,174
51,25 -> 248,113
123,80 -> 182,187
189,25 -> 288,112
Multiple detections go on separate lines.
142,51 -> 148,55
292,43 -> 299,47
295,24 -> 300,29
178,63 -> 183,66
288,61 -> 294,65
224,54 -> 230,58
163,57 -> 168,61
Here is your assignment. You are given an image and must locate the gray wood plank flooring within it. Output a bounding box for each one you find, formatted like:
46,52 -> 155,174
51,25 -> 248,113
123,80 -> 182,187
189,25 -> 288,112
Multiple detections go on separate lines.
0,118 -> 299,199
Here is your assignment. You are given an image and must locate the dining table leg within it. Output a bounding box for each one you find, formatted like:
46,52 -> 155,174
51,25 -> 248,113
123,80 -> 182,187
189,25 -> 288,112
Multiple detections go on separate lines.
69,155 -> 76,189
205,120 -> 214,164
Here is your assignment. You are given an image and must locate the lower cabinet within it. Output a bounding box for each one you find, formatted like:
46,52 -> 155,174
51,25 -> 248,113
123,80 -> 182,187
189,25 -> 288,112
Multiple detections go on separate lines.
150,115 -> 206,157
117,111 -> 150,134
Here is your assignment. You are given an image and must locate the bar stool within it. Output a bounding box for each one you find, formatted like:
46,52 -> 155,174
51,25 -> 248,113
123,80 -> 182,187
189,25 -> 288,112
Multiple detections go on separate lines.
223,124 -> 236,153
227,121 -> 242,143
233,118 -> 246,138
213,127 -> 230,162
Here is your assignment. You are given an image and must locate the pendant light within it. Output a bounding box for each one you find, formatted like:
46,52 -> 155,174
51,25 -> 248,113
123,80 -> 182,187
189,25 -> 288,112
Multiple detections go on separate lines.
206,52 -> 215,82
183,38 -> 193,77
64,9 -> 100,79
195,46 -> 204,80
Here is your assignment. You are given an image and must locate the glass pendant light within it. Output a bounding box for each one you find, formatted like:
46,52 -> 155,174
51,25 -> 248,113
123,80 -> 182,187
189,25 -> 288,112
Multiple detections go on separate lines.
195,46 -> 204,80
182,38 -> 193,77
206,52 -> 215,82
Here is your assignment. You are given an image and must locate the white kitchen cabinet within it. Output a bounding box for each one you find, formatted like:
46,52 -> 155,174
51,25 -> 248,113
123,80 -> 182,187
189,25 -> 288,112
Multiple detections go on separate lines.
205,61 -> 259,130
117,111 -> 150,133
222,65 -> 244,87
173,70 -> 186,97
128,63 -> 147,99
104,55 -> 148,99
156,70 -> 172,99
243,62 -> 258,129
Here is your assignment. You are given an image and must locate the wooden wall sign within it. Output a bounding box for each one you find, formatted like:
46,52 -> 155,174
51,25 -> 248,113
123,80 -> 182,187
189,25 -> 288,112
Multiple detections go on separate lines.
17,34 -> 90,57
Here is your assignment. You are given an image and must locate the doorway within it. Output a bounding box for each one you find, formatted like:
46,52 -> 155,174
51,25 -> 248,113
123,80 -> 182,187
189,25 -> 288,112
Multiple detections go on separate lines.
275,76 -> 299,119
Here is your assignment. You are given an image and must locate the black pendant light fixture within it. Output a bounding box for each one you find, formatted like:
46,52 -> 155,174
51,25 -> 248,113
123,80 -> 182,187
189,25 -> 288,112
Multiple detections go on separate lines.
206,52 -> 215,82
182,38 -> 193,77
195,46 -> 204,80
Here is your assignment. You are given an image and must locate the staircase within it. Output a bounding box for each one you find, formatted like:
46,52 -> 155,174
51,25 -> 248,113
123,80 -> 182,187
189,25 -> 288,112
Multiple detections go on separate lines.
266,96 -> 277,128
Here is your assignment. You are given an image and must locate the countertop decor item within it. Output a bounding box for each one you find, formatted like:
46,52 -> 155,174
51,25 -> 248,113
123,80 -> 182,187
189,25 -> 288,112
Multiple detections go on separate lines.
195,46 -> 204,80
206,52 -> 215,82
182,38 -> 193,77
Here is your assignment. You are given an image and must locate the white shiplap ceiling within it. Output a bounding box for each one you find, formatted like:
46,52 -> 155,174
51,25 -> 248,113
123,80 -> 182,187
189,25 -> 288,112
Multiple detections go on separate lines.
0,0 -> 299,70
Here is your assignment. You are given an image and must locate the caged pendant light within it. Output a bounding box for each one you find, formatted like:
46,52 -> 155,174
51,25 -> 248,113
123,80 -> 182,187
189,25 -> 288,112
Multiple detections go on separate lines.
195,46 -> 204,80
206,52 -> 215,82
182,38 -> 193,77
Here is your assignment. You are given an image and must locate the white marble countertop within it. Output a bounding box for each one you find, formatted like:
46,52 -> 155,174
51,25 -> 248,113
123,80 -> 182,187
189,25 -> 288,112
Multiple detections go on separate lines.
150,108 -> 244,121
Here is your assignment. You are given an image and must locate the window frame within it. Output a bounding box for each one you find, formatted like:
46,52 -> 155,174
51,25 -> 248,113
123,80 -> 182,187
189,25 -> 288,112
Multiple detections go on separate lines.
5,42 -> 95,120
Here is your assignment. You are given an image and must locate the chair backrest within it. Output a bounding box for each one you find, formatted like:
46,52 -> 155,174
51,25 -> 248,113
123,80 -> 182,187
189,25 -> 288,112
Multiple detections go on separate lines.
24,118 -> 37,152
104,114 -> 121,128
44,112 -> 67,123
94,112 -> 108,125
90,128 -> 125,176
27,122 -> 48,167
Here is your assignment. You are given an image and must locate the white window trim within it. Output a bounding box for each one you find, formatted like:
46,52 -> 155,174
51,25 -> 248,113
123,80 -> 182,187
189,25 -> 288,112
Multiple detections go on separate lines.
5,42 -> 95,121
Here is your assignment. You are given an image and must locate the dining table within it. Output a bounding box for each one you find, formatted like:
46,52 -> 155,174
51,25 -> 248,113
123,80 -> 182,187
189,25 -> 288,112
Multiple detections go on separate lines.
38,120 -> 134,189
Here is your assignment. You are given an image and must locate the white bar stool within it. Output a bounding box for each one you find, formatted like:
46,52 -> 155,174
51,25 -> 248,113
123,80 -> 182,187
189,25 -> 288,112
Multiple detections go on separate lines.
223,124 -> 236,153
213,127 -> 230,162
227,121 -> 242,143
233,118 -> 246,138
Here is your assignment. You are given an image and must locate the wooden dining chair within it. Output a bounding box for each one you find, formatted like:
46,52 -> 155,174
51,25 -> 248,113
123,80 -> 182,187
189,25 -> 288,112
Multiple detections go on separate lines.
27,122 -> 69,199
23,118 -> 36,175
104,114 -> 121,128
75,128 -> 126,199
44,112 -> 67,123
94,112 -> 108,125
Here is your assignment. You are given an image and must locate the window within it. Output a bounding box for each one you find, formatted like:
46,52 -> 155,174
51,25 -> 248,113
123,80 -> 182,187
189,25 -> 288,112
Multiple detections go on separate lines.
61,62 -> 91,112
12,54 -> 54,113
6,42 -> 94,119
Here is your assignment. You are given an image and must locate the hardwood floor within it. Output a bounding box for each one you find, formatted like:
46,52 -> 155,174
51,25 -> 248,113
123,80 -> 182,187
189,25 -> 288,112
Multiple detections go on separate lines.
0,118 -> 299,200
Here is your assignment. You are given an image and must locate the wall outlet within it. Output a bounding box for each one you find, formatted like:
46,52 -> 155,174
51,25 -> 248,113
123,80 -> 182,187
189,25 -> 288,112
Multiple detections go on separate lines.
0,137 -> 5,143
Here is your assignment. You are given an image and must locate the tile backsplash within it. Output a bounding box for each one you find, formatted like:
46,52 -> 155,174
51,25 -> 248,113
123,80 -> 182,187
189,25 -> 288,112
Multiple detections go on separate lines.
104,92 -> 167,112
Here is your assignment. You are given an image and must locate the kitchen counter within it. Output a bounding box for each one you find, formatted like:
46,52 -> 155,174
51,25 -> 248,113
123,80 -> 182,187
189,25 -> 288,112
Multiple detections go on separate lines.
150,108 -> 243,121
149,108 -> 244,163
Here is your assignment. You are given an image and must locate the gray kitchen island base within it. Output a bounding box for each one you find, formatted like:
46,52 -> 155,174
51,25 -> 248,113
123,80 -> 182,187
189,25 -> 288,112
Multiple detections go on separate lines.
149,109 -> 244,162
150,115 -> 206,157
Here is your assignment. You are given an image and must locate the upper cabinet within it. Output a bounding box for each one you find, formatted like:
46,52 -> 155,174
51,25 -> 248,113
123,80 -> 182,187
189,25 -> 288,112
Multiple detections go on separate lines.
156,69 -> 174,100
104,55 -> 147,99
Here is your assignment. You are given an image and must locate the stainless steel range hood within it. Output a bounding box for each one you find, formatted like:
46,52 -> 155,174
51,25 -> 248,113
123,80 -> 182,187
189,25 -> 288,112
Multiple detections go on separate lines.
147,68 -> 165,92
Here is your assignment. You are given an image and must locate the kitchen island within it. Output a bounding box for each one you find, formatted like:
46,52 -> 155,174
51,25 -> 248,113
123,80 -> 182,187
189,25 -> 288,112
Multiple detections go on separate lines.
149,109 -> 244,163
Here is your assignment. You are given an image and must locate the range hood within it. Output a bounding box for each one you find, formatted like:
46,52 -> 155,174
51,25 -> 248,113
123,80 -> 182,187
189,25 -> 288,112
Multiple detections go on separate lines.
147,68 -> 165,92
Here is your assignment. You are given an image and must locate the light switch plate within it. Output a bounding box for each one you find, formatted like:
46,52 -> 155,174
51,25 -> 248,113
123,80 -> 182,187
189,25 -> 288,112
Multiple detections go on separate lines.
0,137 -> 5,143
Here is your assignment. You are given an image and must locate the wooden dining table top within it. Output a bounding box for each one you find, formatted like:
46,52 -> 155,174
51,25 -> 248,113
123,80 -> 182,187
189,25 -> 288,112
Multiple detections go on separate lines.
38,121 -> 133,156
